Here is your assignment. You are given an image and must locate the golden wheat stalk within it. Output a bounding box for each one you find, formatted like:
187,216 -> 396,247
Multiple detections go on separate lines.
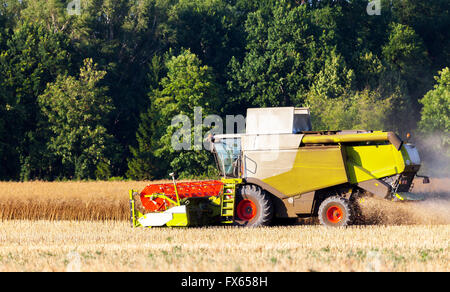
0,181 -> 153,221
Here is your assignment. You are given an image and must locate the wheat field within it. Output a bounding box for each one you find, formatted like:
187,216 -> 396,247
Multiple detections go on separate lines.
0,180 -> 157,220
0,178 -> 448,271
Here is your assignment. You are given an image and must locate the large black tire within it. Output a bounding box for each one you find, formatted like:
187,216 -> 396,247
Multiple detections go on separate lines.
318,196 -> 355,227
234,184 -> 273,227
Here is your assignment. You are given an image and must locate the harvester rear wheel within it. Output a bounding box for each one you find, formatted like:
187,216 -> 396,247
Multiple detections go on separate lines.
234,185 -> 273,227
318,196 -> 354,227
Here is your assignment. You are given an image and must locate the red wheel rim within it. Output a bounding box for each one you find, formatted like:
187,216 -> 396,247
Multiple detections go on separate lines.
326,205 -> 343,223
236,200 -> 257,221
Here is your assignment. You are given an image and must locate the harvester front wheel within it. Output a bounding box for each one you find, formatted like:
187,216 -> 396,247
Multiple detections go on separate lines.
318,196 -> 354,227
234,185 -> 273,227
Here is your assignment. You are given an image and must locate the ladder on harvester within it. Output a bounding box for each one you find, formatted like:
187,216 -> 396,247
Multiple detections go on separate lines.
220,178 -> 242,224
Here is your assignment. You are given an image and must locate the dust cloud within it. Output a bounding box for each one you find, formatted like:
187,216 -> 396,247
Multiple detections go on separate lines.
413,132 -> 449,178
359,178 -> 450,225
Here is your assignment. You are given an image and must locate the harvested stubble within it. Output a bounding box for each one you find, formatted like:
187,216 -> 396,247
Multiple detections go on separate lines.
0,221 -> 448,272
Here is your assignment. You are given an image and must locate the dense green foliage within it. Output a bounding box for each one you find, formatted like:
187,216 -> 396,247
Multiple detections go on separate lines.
0,0 -> 448,180
38,58 -> 116,179
419,67 -> 450,151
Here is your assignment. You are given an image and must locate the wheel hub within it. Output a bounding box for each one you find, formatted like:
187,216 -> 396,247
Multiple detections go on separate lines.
326,205 -> 343,223
237,200 -> 257,221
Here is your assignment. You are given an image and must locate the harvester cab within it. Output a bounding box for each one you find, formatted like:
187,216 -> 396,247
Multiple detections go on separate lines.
129,107 -> 430,228
211,107 -> 313,179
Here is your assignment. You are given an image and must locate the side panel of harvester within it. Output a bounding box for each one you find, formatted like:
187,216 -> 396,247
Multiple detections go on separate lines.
345,144 -> 405,183
241,133 -> 417,200
257,146 -> 348,196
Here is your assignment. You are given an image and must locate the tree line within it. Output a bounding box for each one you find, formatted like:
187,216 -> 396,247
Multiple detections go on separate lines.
0,0 -> 448,181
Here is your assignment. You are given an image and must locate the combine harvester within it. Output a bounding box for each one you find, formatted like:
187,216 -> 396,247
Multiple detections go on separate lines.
129,107 -> 429,227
